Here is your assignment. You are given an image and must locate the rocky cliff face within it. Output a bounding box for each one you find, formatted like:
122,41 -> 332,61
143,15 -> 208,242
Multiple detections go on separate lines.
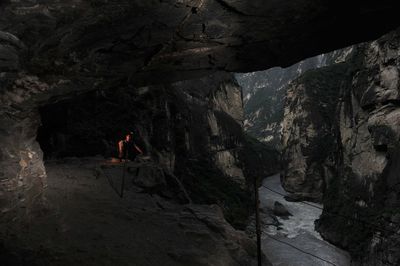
1,0 -> 399,223
36,72 -> 246,181
281,64 -> 349,201
0,31 -> 47,221
281,28 -> 400,264
1,1 -> 400,263
235,48 -> 352,150
318,29 -> 400,266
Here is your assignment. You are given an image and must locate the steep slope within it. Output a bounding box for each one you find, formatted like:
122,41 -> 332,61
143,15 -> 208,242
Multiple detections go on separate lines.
281,28 -> 400,265
281,63 -> 349,201
318,28 -> 400,266
235,49 -> 352,149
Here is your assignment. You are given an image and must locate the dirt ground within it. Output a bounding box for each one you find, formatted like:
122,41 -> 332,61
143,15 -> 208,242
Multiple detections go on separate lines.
0,157 -> 259,266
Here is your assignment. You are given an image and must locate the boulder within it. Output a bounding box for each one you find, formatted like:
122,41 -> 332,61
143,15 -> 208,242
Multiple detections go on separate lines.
273,201 -> 292,217
130,164 -> 166,189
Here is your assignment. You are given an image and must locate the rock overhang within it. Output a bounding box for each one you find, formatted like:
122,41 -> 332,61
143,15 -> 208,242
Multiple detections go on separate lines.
0,0 -> 399,87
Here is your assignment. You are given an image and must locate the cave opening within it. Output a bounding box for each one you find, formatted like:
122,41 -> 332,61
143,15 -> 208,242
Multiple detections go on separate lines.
37,98 -> 107,160
36,89 -> 148,161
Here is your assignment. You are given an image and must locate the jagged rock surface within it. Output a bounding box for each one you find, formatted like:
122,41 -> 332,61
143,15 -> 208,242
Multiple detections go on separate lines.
0,0 -> 399,86
1,1 -> 400,264
0,68 -> 265,227
1,158 -> 268,266
280,28 -> 400,265
281,63 -> 349,201
1,0 -> 399,221
0,32 -> 47,220
0,64 -> 275,264
318,29 -> 400,266
236,48 -> 353,149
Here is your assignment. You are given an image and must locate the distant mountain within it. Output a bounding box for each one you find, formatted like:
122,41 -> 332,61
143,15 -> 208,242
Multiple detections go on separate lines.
235,47 -> 354,150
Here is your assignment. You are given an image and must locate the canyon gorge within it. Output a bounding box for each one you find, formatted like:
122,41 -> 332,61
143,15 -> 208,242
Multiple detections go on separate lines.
1,1 -> 400,265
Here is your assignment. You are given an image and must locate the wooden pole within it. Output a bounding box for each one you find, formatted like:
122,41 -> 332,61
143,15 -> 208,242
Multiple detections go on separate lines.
254,177 -> 262,266
120,159 -> 127,198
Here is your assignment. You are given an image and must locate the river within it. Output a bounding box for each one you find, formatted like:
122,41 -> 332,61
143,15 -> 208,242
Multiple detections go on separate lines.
260,174 -> 351,266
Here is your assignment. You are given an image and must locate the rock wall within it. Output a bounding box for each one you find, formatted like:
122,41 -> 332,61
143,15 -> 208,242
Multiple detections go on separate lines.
57,72 -> 277,227
0,29 -> 275,263
36,72 -> 247,183
0,32 -> 47,220
281,28 -> 400,264
281,64 -> 349,201
318,29 -> 400,266
0,30 -> 97,220
236,47 -> 353,150
1,50 -> 276,229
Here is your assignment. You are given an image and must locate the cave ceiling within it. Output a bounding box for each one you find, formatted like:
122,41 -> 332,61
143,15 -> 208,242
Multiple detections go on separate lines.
0,0 -> 399,88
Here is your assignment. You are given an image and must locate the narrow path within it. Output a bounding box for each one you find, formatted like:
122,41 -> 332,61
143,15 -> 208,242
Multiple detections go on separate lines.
1,158 -> 259,266
260,174 -> 351,266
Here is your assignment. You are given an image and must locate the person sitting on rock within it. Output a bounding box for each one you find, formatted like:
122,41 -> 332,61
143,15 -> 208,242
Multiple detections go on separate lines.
118,132 -> 143,162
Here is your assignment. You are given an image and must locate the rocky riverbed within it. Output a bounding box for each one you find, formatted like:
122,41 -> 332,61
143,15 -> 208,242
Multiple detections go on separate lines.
259,174 -> 351,266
